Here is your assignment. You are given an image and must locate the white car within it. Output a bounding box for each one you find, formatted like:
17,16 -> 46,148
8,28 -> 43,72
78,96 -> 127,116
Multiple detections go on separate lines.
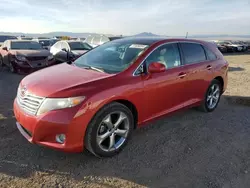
85,35 -> 110,48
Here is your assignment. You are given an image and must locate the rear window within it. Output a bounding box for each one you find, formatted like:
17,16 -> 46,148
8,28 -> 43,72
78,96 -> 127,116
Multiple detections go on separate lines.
0,36 -> 17,42
11,41 -> 42,50
204,47 -> 217,60
69,42 -> 93,50
180,43 -> 206,64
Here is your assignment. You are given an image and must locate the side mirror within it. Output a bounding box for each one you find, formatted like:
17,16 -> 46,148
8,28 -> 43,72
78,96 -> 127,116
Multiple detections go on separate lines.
2,47 -> 8,51
148,62 -> 166,74
62,48 -> 67,52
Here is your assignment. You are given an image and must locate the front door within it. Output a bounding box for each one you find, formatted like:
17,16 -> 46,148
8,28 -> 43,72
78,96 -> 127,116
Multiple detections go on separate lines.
142,43 -> 189,122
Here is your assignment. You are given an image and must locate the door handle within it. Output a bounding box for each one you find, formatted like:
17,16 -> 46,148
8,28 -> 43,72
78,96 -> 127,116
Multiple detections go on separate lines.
206,65 -> 212,70
178,72 -> 187,78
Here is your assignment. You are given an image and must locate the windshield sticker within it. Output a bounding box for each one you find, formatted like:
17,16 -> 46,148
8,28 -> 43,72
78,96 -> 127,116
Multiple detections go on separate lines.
129,44 -> 148,49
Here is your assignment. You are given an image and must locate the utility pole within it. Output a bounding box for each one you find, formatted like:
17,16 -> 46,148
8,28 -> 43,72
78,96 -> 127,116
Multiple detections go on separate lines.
185,32 -> 188,38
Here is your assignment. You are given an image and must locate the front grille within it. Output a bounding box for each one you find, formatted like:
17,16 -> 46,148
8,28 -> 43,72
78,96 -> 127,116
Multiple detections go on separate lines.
26,56 -> 47,61
16,86 -> 44,116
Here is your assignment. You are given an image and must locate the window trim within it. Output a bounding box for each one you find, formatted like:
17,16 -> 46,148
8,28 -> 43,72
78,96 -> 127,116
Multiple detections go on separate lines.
179,42 -> 209,65
133,42 -> 183,76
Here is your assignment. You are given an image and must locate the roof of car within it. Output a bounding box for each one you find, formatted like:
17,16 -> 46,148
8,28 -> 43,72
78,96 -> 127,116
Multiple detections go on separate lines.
110,37 -> 207,45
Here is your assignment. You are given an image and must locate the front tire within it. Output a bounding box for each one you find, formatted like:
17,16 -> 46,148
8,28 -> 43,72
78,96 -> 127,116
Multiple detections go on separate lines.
84,102 -> 134,157
198,79 -> 222,112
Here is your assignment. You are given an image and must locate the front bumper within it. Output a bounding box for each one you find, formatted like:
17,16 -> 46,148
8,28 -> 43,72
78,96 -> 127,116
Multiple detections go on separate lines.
13,98 -> 93,153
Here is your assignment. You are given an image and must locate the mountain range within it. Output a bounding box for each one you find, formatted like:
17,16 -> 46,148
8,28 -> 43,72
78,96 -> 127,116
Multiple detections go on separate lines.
0,31 -> 250,40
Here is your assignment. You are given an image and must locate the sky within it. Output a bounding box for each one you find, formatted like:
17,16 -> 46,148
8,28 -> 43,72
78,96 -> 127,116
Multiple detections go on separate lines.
0,0 -> 250,35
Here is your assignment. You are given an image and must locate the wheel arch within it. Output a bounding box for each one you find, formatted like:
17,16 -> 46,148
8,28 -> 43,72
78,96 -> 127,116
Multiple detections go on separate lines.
113,99 -> 138,129
214,76 -> 224,94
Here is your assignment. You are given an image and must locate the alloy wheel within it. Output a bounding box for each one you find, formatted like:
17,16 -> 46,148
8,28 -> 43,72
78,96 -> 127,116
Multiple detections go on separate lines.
206,84 -> 220,110
96,111 -> 130,152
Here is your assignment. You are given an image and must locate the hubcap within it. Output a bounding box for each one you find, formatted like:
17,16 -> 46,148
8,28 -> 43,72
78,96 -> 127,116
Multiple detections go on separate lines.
97,111 -> 129,152
207,84 -> 220,109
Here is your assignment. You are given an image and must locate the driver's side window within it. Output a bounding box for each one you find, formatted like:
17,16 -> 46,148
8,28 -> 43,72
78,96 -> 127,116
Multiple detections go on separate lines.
145,43 -> 181,70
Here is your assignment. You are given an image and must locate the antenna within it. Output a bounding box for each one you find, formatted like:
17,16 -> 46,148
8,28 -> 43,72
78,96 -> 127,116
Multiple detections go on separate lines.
185,32 -> 188,38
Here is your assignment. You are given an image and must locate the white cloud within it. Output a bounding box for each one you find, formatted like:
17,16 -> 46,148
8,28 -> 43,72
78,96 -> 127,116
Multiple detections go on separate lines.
0,0 -> 250,35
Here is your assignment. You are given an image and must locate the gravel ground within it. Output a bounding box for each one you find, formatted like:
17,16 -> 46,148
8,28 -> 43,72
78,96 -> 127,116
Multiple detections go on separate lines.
0,53 -> 250,188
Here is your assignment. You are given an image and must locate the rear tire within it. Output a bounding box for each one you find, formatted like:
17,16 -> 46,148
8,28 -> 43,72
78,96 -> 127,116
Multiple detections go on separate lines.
84,102 -> 134,157
198,79 -> 222,113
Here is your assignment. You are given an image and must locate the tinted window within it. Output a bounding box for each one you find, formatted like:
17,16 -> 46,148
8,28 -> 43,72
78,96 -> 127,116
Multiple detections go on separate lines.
0,36 -> 17,42
146,43 -> 181,69
68,42 -> 92,50
50,39 -> 59,45
74,41 -> 149,74
180,43 -> 206,64
11,41 -> 42,50
204,47 -> 217,60
39,40 -> 51,46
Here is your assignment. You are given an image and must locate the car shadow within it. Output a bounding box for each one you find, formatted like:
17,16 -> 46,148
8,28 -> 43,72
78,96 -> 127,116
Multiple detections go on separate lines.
223,95 -> 250,107
228,66 -> 245,72
223,50 -> 250,56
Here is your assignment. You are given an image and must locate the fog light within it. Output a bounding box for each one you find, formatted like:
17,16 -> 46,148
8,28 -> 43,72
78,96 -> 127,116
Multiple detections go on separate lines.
56,134 -> 66,144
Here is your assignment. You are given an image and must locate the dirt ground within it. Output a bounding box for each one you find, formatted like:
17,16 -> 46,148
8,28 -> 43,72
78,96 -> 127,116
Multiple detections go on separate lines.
0,53 -> 250,188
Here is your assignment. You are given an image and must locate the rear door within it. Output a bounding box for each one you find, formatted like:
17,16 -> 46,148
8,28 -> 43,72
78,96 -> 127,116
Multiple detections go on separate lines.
179,42 -> 214,103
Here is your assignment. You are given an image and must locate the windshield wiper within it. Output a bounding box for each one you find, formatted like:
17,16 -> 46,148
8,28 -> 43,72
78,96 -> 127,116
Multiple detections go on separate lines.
80,65 -> 104,73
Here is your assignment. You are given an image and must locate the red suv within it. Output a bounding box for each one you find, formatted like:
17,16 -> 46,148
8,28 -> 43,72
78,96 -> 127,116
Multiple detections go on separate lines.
14,38 -> 228,157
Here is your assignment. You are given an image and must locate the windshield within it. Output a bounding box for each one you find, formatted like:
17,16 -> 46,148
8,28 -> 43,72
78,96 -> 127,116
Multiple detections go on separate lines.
73,41 -> 149,74
39,40 -> 51,46
11,41 -> 42,50
0,36 -> 17,42
69,42 -> 93,50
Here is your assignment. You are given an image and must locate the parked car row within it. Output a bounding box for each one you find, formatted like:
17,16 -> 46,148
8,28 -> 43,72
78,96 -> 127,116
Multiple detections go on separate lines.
212,40 -> 249,53
0,39 -> 95,73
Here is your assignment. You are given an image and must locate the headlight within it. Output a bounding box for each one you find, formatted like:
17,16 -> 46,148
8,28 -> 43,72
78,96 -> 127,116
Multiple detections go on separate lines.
16,55 -> 26,61
37,96 -> 85,116
47,54 -> 54,60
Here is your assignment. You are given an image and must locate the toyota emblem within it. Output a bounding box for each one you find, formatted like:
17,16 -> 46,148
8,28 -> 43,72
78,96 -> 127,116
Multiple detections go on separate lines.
21,86 -> 27,96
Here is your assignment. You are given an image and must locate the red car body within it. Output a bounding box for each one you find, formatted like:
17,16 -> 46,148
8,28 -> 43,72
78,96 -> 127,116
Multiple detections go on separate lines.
14,38 -> 228,153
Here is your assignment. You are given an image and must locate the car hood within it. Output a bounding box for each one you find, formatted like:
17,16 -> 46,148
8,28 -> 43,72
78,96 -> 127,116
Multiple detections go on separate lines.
20,63 -> 113,97
10,49 -> 51,57
72,50 -> 88,56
